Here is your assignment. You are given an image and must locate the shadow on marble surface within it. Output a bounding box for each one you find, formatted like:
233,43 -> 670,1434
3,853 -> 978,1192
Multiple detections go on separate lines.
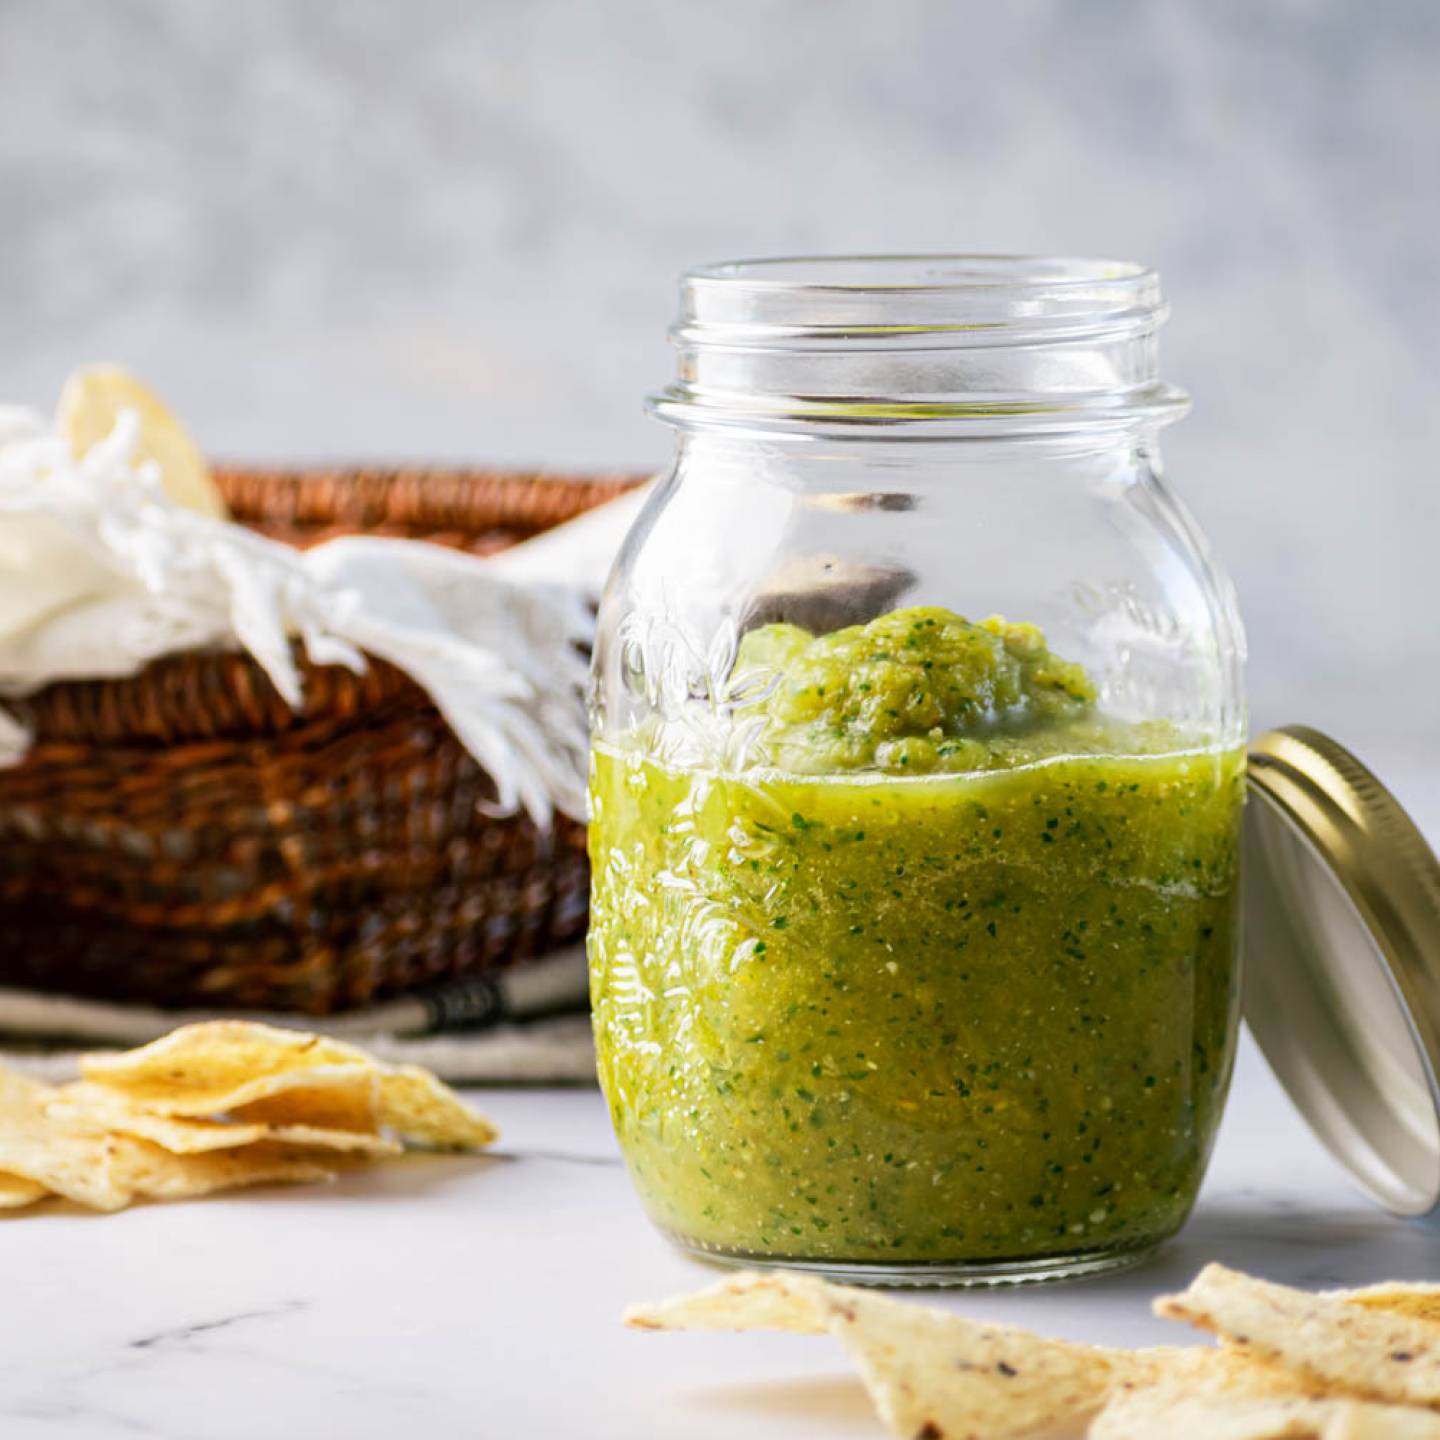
676,1373 -> 1091,1439
487,1145 -> 624,1169
1101,1197 -> 1440,1295
679,1374 -> 876,1435
311,1148 -> 507,1199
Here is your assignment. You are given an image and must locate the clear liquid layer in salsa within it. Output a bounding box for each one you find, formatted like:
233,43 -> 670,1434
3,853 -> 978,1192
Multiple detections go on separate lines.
588,608 -> 1244,1267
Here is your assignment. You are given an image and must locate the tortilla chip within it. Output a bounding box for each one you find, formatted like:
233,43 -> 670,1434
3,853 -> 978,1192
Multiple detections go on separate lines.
50,1081 -> 399,1158
217,1063 -> 488,1152
58,364 -> 228,519
0,1171 -> 49,1208
80,1022 -> 377,1113
261,1125 -> 400,1157
1093,1384 -> 1440,1440
1111,1344 -> 1328,1400
1155,1265 -> 1440,1409
80,1023 -> 494,1148
88,1061 -> 381,1119
371,1066 -> 497,1149
1338,1285 -> 1440,1329
47,1082 -> 274,1152
0,1068 -> 132,1208
0,1088 -> 333,1209
233,1078 -> 379,1134
626,1269 -> 833,1334
626,1269 -> 1117,1439
0,1026 -> 484,1214
0,1084 -> 131,1211
108,1138 -> 335,1200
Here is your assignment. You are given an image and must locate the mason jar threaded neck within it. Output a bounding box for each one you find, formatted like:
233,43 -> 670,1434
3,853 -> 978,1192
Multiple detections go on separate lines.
648,254 -> 1189,438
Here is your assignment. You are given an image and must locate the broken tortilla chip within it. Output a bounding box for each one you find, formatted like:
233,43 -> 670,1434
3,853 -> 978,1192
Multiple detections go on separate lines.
1155,1264 -> 1440,1410
626,1269 -> 1118,1440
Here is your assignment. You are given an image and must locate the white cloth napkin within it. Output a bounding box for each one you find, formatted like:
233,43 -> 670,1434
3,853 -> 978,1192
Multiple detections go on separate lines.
0,406 -> 649,822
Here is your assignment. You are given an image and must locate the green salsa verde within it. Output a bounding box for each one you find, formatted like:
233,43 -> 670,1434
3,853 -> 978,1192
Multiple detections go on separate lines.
588,607 -> 1244,1267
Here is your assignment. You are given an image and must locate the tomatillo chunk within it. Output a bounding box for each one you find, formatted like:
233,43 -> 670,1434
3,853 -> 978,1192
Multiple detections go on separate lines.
736,608 -> 1098,775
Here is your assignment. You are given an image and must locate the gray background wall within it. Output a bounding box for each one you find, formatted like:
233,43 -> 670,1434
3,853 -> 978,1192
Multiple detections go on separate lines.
1,1 -> 1436,811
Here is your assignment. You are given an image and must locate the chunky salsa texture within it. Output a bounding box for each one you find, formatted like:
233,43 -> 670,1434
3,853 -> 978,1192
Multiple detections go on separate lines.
732,608 -> 1098,774
588,606 -> 1243,1267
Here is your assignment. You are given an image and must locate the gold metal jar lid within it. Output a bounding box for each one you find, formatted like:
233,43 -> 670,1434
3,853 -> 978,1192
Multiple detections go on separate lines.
1244,725 -> 1440,1216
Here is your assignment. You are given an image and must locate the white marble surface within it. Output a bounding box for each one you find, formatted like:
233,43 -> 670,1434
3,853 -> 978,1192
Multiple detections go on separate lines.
4,1032 -> 1436,1440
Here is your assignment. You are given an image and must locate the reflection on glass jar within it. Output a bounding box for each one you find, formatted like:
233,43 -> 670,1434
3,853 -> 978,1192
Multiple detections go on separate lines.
588,256 -> 1247,1285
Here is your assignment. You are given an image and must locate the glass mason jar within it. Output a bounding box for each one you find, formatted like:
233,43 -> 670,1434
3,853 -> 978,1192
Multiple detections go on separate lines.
589,256 -> 1247,1285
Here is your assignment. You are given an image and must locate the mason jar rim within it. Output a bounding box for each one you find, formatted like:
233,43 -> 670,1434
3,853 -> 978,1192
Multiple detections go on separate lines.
677,254 -> 1166,339
684,253 -> 1156,294
651,253 -> 1187,439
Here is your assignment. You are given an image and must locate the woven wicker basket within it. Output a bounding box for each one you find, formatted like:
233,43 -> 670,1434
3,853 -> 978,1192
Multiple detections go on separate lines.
0,466 -> 640,1015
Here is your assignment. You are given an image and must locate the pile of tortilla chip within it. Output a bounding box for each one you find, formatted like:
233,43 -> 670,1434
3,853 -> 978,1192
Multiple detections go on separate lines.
628,1264 -> 1440,1439
0,1021 -> 496,1212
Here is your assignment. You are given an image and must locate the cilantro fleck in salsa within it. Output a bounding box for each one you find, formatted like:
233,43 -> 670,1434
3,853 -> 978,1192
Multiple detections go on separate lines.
588,607 -> 1244,1272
